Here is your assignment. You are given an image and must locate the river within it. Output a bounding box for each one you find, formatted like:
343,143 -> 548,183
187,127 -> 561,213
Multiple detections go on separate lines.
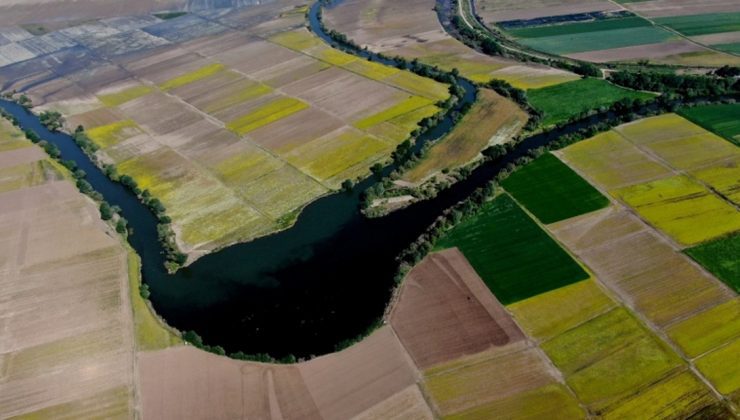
0,1 -> 614,358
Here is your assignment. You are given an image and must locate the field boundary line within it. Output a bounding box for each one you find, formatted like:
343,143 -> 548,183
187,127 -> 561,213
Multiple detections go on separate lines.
549,147 -> 733,407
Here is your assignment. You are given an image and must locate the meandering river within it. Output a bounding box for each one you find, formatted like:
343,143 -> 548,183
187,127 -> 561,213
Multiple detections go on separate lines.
0,1 -> 602,358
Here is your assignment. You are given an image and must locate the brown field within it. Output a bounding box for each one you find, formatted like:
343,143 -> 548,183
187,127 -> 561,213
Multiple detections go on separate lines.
567,40 -> 705,63
549,206 -> 734,328
323,0 -> 578,88
692,31 -> 740,45
475,0 -> 619,23
403,89 -> 526,183
139,326 -> 423,420
0,122 -> 136,418
389,248 -> 525,369
352,385 -> 433,420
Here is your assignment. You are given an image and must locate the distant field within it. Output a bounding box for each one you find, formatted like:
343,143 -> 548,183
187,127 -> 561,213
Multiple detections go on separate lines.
685,235 -> 740,292
501,152 -> 609,224
507,16 -> 652,39
528,78 -> 654,126
434,194 -> 589,304
679,103 -> 740,146
715,42 -> 740,54
655,12 -> 740,36
516,25 -> 675,55
403,89 -> 526,183
323,0 -> 579,88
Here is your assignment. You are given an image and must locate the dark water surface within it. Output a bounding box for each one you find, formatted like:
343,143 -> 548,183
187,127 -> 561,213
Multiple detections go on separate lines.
0,2 -> 587,358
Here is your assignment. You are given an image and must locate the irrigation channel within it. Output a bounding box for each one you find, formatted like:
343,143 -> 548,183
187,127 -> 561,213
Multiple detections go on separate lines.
0,1 -> 620,358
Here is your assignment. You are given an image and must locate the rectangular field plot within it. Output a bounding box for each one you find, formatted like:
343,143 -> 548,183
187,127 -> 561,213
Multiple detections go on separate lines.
507,16 -> 652,38
424,347 -> 582,417
86,120 -> 143,149
488,65 -> 580,89
601,371 -> 724,419
508,279 -> 616,341
403,89 -> 526,183
518,26 -> 675,55
679,103 -> 740,146
557,131 -> 673,189
284,128 -> 390,187
695,337 -> 740,405
542,307 -> 683,411
549,206 -> 735,327
390,249 -> 525,369
445,383 -> 585,420
226,96 -> 309,136
655,12 -> 740,36
612,175 -> 740,246
158,63 -> 226,91
434,194 -> 589,304
667,298 -> 740,358
685,234 -> 740,292
97,84 -> 153,107
501,152 -> 609,223
528,78 -> 654,126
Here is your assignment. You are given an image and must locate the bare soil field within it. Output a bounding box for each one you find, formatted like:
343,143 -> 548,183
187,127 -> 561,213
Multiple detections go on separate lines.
549,206 -> 735,328
567,40 -> 705,63
323,0 -> 578,88
389,248 -> 525,369
139,326 -> 423,420
0,123 -> 136,418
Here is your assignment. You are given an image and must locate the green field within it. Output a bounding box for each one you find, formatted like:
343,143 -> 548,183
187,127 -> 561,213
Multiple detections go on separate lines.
685,234 -> 740,292
518,26 -> 674,55
501,153 -> 609,224
507,17 -> 651,39
529,78 -> 655,126
655,12 -> 740,36
679,103 -> 740,146
714,43 -> 740,54
434,194 -> 589,304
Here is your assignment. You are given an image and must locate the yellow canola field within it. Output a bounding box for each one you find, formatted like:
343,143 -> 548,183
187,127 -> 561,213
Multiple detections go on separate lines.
613,175 -> 740,246
87,120 -> 141,149
226,97 -> 309,135
159,63 -> 226,91
98,85 -> 153,107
